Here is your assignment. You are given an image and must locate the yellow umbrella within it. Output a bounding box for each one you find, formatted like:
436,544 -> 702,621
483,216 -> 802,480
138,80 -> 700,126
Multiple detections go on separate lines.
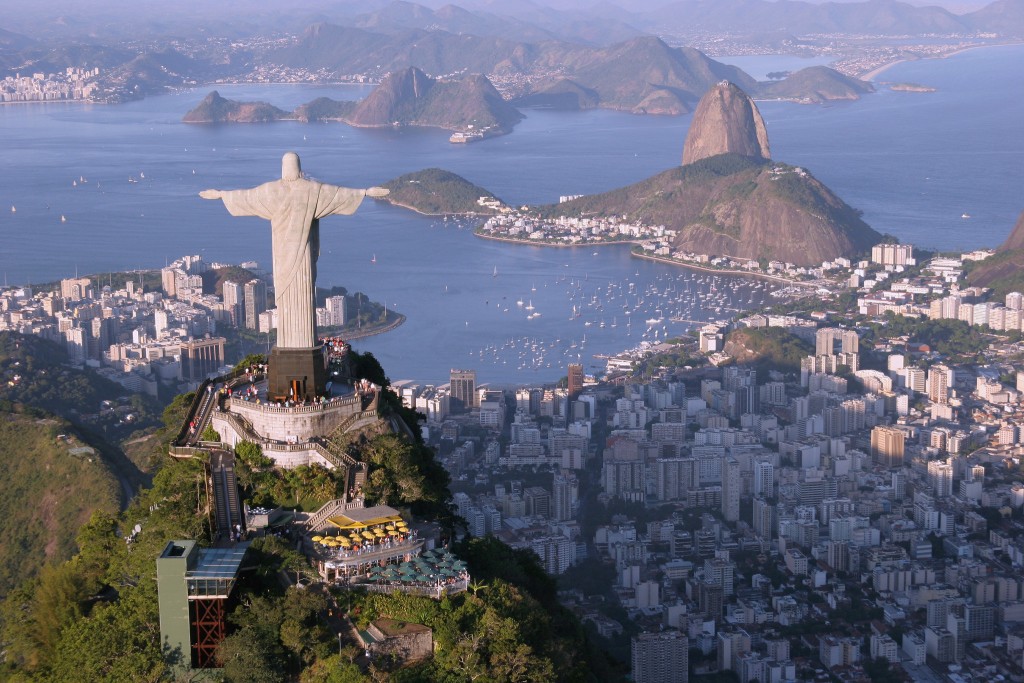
385,525 -> 396,531
339,538 -> 351,546
388,530 -> 399,536
312,535 -> 323,542
373,528 -> 385,536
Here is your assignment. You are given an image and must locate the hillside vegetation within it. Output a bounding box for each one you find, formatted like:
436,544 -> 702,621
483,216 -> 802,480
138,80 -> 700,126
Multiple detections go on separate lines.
0,332 -> 162,437
723,326 -> 813,373
382,168 -> 503,215
0,414 -> 119,599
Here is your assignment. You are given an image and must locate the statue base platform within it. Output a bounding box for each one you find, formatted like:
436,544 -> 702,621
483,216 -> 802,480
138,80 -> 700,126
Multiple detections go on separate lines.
268,346 -> 327,402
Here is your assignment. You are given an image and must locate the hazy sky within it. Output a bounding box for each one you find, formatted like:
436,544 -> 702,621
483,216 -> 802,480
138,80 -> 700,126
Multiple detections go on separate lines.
0,0 -> 995,40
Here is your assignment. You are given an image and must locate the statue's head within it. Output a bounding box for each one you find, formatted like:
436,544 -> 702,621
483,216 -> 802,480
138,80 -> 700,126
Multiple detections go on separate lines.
282,152 -> 302,181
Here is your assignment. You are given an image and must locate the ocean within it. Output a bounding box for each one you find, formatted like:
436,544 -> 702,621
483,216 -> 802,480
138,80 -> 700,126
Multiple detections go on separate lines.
0,44 -> 1021,384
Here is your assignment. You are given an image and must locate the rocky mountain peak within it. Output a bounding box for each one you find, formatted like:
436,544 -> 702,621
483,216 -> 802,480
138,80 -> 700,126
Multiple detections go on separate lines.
682,81 -> 771,166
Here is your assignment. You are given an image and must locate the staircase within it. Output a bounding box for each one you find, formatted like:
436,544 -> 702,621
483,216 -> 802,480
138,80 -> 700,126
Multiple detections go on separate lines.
305,498 -> 351,532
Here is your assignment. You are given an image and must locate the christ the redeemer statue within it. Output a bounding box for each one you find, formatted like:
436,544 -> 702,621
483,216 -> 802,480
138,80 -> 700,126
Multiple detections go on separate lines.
201,152 -> 388,400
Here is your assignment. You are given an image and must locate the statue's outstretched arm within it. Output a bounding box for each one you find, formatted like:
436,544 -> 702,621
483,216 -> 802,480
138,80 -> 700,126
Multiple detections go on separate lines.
201,187 -> 273,220
366,186 -> 390,198
315,184 -> 372,219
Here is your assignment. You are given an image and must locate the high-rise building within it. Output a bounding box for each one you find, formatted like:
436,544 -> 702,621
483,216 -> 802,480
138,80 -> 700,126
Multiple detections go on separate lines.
552,469 -> 579,521
871,426 -> 906,468
752,497 -> 775,539
325,295 -> 347,327
721,457 -> 740,522
450,369 -> 478,412
567,363 -> 584,397
815,328 -> 859,356
753,459 -> 774,497
64,325 -> 87,366
698,580 -> 724,623
904,367 -> 927,393
871,243 -> 914,267
928,460 -> 954,498
243,279 -> 267,331
928,364 -> 954,405
61,276 -> 92,302
222,281 -> 243,327
631,631 -> 688,683
704,557 -> 735,596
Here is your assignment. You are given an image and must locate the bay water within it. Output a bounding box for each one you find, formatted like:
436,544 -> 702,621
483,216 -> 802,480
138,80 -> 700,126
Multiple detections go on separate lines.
0,44 -> 1020,383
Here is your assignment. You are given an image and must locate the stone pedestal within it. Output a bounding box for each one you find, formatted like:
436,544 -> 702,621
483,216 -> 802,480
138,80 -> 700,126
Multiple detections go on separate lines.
268,346 -> 327,401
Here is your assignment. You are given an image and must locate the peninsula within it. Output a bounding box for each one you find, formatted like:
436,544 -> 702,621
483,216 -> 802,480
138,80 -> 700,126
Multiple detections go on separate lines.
475,82 -> 881,267
379,168 -> 506,216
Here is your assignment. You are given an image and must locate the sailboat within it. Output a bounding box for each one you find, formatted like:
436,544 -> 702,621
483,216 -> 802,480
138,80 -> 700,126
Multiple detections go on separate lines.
525,300 -> 534,311
492,265 -> 498,277
60,215 -> 67,223
371,254 -> 376,264
10,205 -> 14,213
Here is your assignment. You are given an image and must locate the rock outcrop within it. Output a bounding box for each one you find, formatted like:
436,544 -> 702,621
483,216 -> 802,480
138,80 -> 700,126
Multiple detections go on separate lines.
345,66 -> 523,136
682,81 -> 770,165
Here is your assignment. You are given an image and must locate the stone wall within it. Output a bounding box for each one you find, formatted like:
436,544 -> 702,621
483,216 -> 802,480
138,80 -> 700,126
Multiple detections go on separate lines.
226,396 -> 362,442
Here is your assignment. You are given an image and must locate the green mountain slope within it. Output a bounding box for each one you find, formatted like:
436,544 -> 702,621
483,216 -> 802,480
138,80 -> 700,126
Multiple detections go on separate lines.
0,414 -> 119,598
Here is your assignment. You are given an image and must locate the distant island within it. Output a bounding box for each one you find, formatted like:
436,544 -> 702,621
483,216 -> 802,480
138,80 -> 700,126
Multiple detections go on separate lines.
888,82 -> 937,93
183,67 -> 523,141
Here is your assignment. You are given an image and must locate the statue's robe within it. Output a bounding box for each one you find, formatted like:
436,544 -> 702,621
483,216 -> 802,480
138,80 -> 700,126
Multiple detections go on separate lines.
219,180 -> 365,349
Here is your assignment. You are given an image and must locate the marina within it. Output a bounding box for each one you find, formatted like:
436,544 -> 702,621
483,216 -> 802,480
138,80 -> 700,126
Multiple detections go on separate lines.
458,262 -> 783,378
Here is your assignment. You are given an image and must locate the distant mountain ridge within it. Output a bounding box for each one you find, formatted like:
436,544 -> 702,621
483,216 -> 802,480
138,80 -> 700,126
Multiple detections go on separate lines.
632,0 -> 1024,36
276,29 -> 874,113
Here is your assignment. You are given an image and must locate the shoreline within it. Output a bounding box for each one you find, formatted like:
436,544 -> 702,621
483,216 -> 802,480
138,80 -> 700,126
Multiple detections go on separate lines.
474,230 -> 816,287
862,59 -> 910,82
630,250 -> 817,288
475,230 -> 640,250
380,199 -> 493,219
862,41 -> 1024,82
333,313 -> 406,341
